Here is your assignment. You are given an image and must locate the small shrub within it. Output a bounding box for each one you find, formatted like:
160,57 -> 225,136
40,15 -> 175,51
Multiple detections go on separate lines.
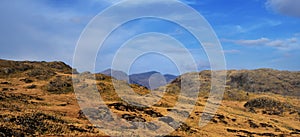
244,97 -> 293,115
223,90 -> 249,101
45,76 -> 73,94
26,69 -> 56,80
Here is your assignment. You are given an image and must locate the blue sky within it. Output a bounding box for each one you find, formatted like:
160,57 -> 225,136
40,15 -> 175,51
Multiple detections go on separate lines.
0,0 -> 299,75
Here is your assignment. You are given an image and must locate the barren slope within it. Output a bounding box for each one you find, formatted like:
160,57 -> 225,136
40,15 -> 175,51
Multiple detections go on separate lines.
0,59 -> 299,136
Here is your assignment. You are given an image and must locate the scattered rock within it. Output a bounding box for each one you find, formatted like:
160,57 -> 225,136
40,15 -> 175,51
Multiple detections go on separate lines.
257,132 -> 276,136
289,111 -> 298,115
26,84 -> 36,89
244,97 -> 290,109
158,116 -> 191,131
221,120 -> 228,125
248,120 -> 259,128
231,118 -> 237,122
211,118 -> 218,123
227,128 -> 237,133
158,116 -> 174,124
46,61 -> 72,74
177,122 -> 191,131
26,69 -> 56,80
0,82 -> 10,85
227,128 -> 278,137
168,109 -> 190,117
1,112 -> 67,135
69,125 -> 88,132
81,107 -> 113,121
275,128 -> 282,132
201,112 -> 214,121
144,109 -> 163,118
270,119 -> 279,123
290,131 -> 300,135
1,68 -> 15,75
262,109 -> 282,115
108,102 -> 132,111
122,114 -> 146,122
57,103 -> 68,106
108,102 -> 163,118
45,76 -> 73,94
77,110 -> 87,120
20,78 -> 33,83
214,114 -> 228,124
168,120 -> 181,129
249,107 -> 256,113
216,114 -> 225,119
145,122 -> 159,131
244,97 -> 293,115
1,88 -> 9,91
0,126 -> 24,137
260,123 -> 273,128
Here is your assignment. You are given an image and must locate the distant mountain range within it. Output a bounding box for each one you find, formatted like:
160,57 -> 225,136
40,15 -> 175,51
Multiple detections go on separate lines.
129,71 -> 177,90
100,69 -> 177,89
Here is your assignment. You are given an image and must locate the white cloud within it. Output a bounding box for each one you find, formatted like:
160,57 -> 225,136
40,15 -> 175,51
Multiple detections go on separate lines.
0,1 -> 101,64
179,0 -> 203,6
265,40 -> 285,47
223,49 -> 240,54
234,19 -> 281,33
224,37 -> 300,50
223,38 -> 270,46
235,38 -> 270,45
109,33 -> 199,73
266,0 -> 300,18
74,0 -> 224,72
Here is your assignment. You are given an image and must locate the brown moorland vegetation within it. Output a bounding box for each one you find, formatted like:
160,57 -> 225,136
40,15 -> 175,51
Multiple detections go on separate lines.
0,59 -> 299,136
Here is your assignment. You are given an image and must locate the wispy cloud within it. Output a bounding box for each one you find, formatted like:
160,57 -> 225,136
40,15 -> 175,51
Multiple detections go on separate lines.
224,38 -> 270,46
0,0 -> 299,72
105,33 -> 200,73
234,19 -> 281,33
0,0 -> 104,63
266,0 -> 300,18
179,0 -> 203,6
222,49 -> 240,54
223,36 -> 300,50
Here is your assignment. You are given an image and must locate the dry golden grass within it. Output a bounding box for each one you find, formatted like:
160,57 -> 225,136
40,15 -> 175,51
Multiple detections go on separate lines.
0,60 -> 299,136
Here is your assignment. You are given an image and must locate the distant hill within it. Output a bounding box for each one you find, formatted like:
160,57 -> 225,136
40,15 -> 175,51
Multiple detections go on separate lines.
100,69 -> 177,90
100,69 -> 128,81
163,74 -> 177,83
129,71 -> 177,89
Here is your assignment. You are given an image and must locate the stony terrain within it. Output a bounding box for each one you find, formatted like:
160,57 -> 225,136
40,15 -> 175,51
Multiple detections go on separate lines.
0,59 -> 299,136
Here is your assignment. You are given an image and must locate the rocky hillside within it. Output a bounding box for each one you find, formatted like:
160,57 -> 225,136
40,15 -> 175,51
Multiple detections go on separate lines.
0,59 -> 299,136
0,59 -> 74,79
168,69 -> 300,97
228,69 -> 300,96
